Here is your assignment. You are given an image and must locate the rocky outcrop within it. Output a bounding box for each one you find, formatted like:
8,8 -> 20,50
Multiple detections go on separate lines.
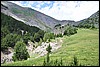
33,42 -> 61,58
1,49 -> 13,64
33,38 -> 63,58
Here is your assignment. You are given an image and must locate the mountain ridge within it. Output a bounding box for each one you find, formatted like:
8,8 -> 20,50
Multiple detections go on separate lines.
1,1 -> 76,32
1,1 -> 99,32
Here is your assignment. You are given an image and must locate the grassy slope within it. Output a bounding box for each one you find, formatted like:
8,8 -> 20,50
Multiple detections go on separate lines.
1,28 -> 99,66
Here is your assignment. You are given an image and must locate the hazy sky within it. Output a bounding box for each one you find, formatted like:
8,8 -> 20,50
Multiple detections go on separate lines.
10,1 -> 99,21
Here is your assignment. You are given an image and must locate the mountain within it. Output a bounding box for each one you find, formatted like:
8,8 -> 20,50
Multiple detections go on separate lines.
1,1 -> 99,65
1,12 -> 41,36
77,10 -> 99,28
1,1 -> 99,32
1,1 -> 77,32
1,1 -> 57,32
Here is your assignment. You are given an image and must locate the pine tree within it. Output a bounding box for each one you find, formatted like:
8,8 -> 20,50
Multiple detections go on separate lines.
43,58 -> 46,66
46,44 -> 52,63
73,56 -> 78,66
12,40 -> 30,61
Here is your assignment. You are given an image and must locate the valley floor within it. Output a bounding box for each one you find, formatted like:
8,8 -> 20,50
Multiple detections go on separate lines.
1,28 -> 99,66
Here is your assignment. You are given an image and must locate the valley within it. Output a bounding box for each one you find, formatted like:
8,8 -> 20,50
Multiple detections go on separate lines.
1,28 -> 99,66
1,1 -> 99,66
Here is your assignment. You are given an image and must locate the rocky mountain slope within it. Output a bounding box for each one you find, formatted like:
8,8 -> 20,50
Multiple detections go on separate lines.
1,1 -> 99,32
1,1 -> 57,32
77,10 -> 99,28
1,1 -> 77,32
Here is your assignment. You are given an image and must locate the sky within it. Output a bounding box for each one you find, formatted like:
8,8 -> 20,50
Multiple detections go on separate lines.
10,1 -> 99,21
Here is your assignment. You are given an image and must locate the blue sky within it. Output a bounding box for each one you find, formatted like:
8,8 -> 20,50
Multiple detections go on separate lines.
10,1 -> 99,21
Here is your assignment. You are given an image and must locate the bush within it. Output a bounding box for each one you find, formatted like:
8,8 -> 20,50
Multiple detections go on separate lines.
33,33 -> 40,42
57,33 -> 63,37
12,40 -> 30,61
43,58 -> 46,66
33,30 -> 45,42
73,56 -> 78,66
38,38 -> 42,46
64,26 -> 77,36
49,33 -> 55,39
1,38 -> 8,51
43,58 -> 63,66
42,55 -> 84,66
70,56 -> 78,66
1,33 -> 21,50
23,33 -> 30,45
37,30 -> 45,39
43,33 -> 49,42
1,26 -> 10,38
43,33 -> 55,42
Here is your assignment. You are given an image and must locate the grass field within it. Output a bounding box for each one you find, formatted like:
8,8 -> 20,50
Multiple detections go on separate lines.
1,28 -> 99,66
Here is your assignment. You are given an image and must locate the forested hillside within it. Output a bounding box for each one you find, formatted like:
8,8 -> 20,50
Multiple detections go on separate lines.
1,13 -> 43,51
77,11 -> 99,29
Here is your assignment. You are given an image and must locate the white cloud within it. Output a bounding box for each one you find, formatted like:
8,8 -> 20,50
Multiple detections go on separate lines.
10,1 -> 99,21
10,1 -> 22,6
72,1 -> 99,21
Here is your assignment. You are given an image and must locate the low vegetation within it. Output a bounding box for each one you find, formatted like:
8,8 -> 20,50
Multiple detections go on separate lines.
1,28 -> 99,66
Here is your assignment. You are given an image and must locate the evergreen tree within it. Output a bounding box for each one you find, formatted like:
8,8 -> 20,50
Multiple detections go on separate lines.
1,33 -> 21,50
34,33 -> 40,42
23,33 -> 30,45
37,30 -> 45,39
43,58 -> 46,66
1,26 -> 10,38
43,33 -> 49,42
73,56 -> 78,66
46,44 -> 52,63
12,40 -> 30,61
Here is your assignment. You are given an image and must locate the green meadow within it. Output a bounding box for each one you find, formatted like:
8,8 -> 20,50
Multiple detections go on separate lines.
1,28 -> 99,66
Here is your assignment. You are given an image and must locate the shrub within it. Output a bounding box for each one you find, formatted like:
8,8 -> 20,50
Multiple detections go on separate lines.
43,58 -> 46,66
72,55 -> 78,66
1,33 -> 21,50
37,30 -> 45,39
49,33 -> 55,39
43,32 -> 55,42
43,33 -> 50,42
12,40 -> 30,61
43,58 -> 63,66
23,33 -> 30,45
1,37 -> 8,51
74,56 -> 78,66
1,26 -> 10,38
38,38 -> 42,46
64,26 -> 77,36
33,33 -> 40,42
